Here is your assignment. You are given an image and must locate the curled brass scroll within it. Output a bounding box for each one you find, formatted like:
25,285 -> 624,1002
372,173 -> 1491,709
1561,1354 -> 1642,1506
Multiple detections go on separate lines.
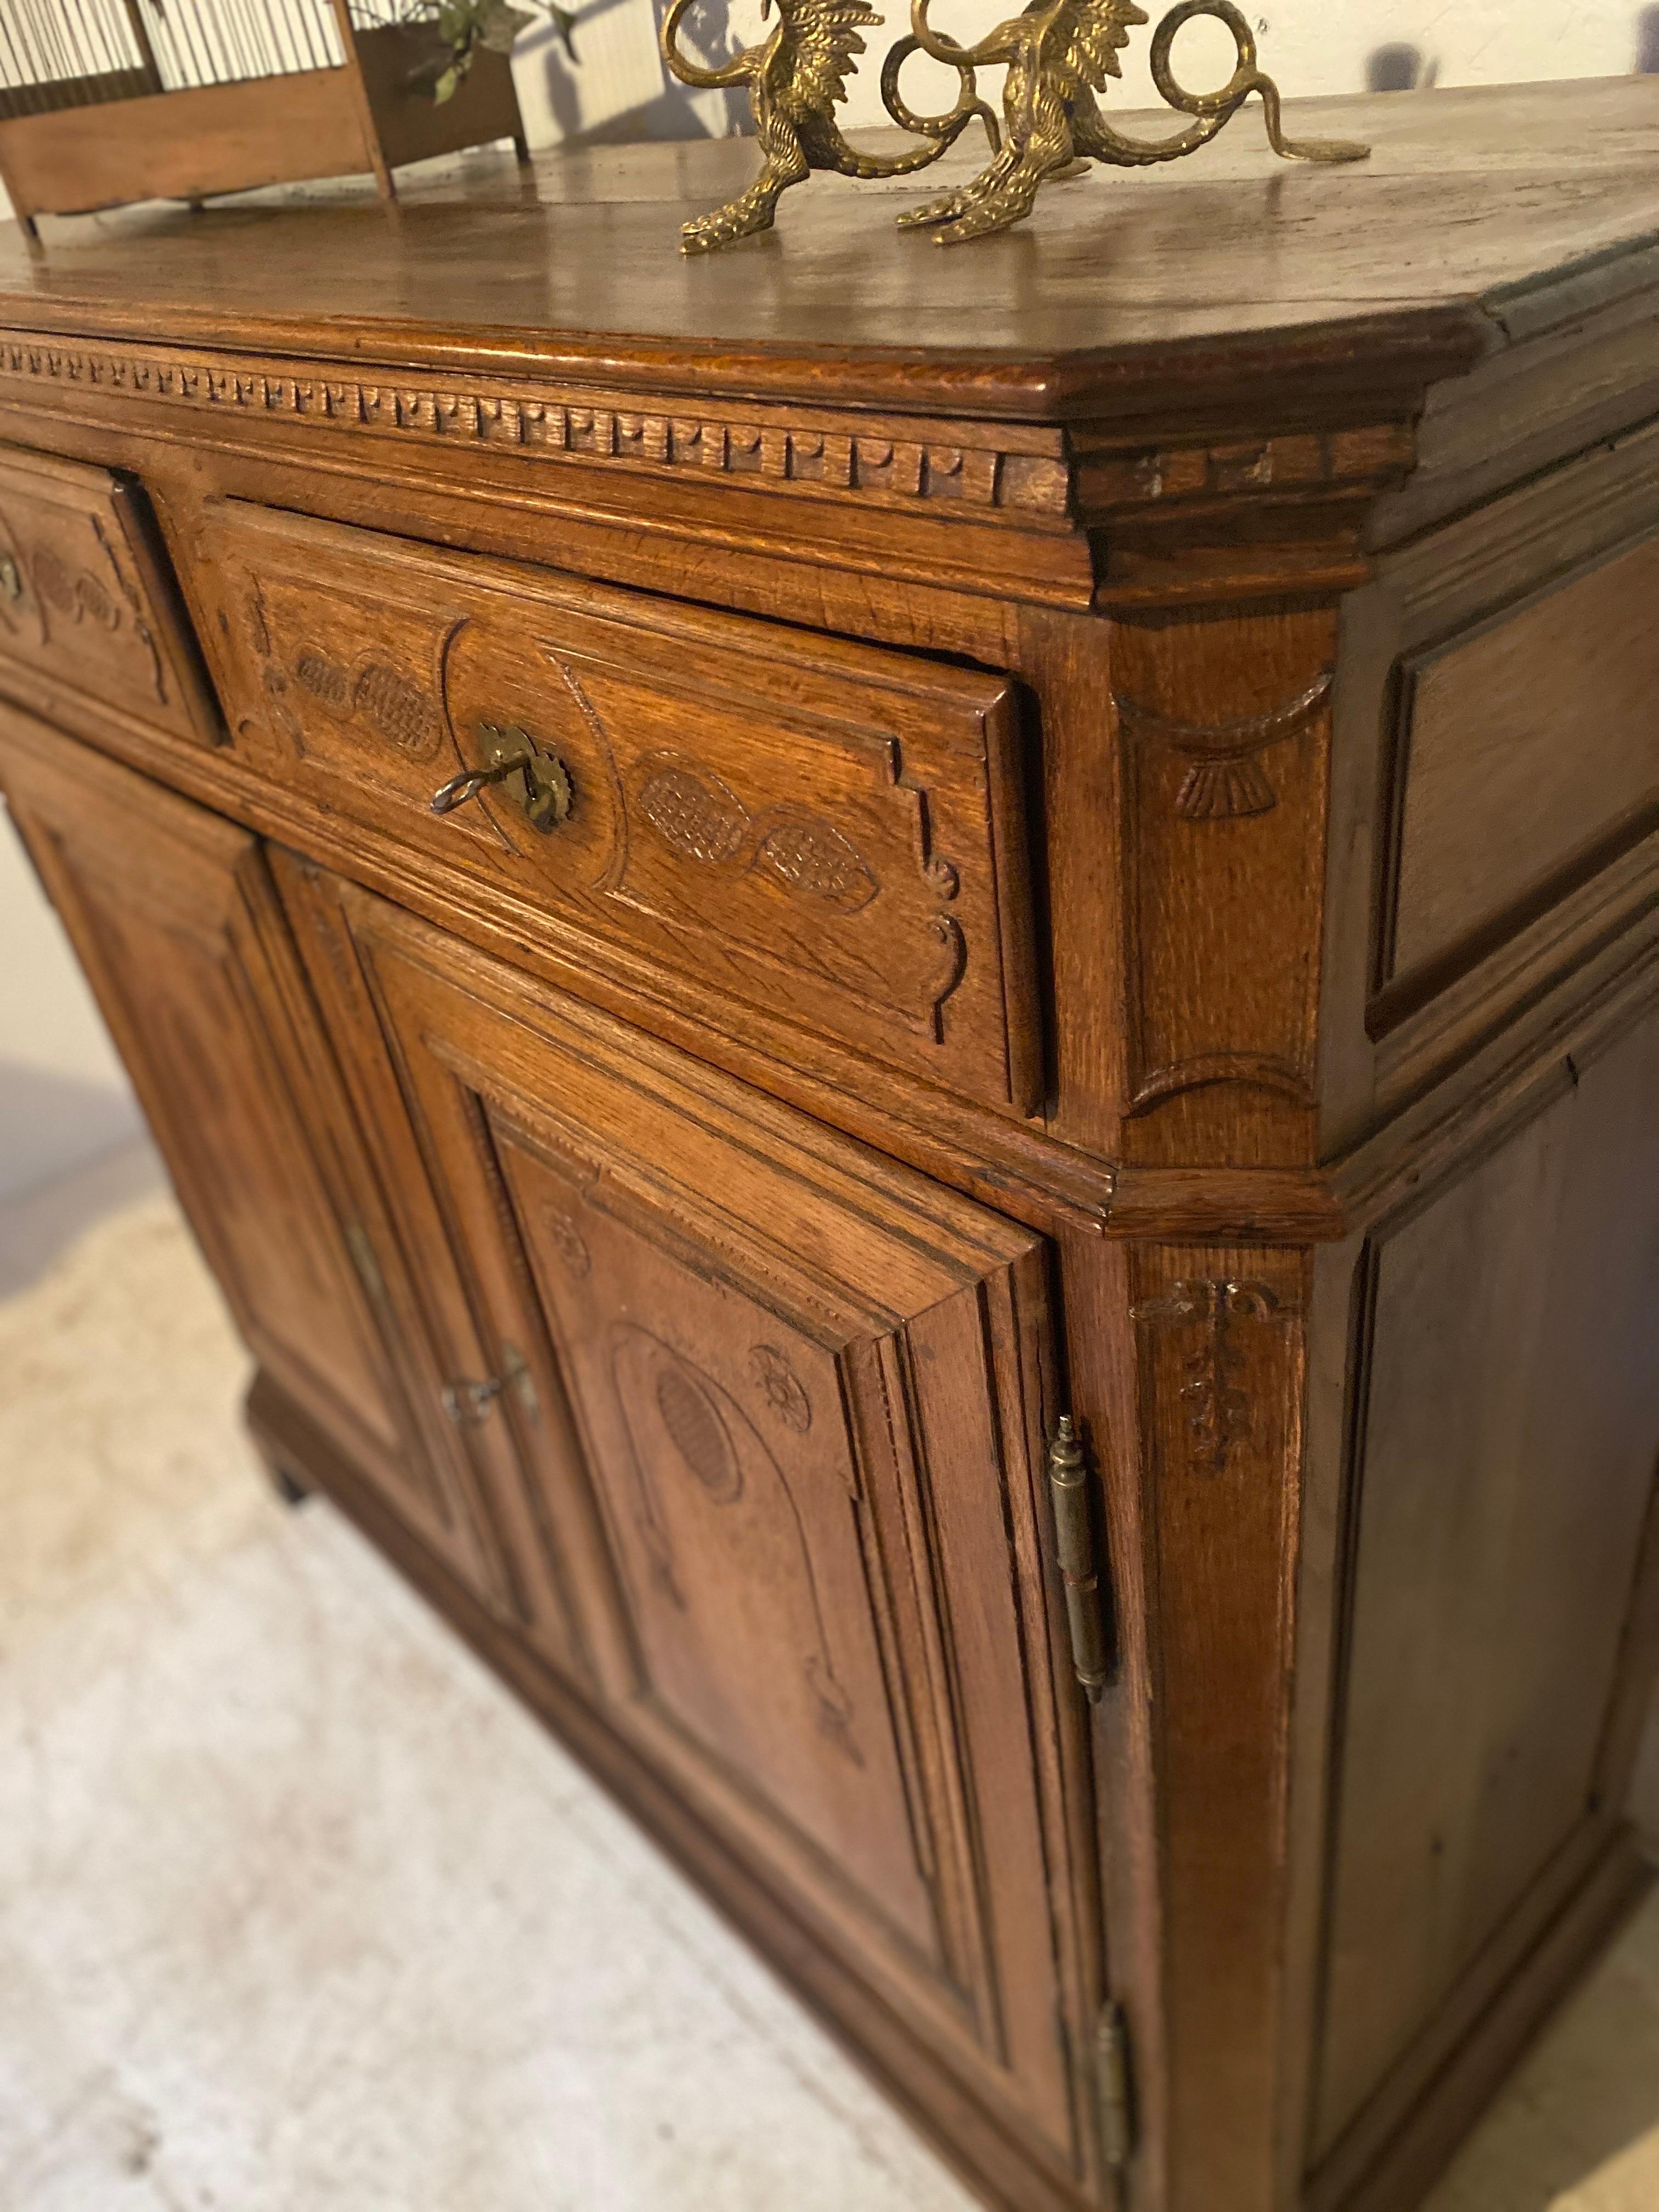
897,0 -> 1369,244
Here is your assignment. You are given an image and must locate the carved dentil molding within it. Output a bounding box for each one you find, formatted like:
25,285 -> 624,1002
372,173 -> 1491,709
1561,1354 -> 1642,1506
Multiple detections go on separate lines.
0,331 -> 1071,522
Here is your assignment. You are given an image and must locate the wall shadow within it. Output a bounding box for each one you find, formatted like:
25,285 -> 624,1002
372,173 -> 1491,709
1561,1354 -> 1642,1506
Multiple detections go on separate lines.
1639,5 -> 1659,71
525,0 -> 752,147
1367,43 -> 1436,93
0,1059 -> 142,1208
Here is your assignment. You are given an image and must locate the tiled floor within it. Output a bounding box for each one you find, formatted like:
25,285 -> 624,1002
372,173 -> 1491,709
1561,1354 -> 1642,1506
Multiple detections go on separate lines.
2,1180 -> 1657,2211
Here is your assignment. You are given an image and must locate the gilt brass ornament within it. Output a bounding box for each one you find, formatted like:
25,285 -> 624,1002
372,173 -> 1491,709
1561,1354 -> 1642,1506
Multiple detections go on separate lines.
899,0 -> 1368,244
660,0 -> 997,253
663,0 -> 1365,250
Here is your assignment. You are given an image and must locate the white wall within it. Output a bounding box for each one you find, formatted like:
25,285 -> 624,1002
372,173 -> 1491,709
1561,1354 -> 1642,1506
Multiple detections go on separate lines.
511,0 -> 1659,148
0,809 -> 142,1205
2,1 -> 1656,200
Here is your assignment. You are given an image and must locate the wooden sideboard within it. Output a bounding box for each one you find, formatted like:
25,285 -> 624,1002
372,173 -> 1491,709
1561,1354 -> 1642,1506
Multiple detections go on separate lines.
4,76 -> 1658,2212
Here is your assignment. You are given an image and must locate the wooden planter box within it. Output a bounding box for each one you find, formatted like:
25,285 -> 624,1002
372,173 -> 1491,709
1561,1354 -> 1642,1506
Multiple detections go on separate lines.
0,9 -> 527,232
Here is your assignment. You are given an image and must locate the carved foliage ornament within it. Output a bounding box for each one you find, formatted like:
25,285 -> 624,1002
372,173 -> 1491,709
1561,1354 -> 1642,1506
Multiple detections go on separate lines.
664,0 -> 1367,250
1132,1277 -> 1300,1477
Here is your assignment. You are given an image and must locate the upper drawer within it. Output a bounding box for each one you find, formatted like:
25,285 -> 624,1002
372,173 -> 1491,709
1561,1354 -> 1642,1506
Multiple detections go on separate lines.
193,499 -> 1040,1119
0,445 -> 220,748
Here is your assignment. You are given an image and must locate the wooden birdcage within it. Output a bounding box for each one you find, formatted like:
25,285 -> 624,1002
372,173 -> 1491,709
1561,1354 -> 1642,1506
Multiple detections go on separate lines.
0,0 -> 533,235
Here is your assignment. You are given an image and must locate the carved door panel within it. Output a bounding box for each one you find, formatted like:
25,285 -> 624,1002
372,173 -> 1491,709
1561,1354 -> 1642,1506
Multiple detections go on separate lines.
272,858 -> 1096,2173
0,713 -> 495,1595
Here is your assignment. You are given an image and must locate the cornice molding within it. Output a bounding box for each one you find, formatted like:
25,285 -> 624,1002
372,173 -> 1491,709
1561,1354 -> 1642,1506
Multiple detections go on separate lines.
0,328 -> 1075,526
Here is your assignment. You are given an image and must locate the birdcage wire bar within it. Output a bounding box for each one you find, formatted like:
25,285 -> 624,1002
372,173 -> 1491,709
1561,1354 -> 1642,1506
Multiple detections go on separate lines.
0,0 -> 356,116
0,0 -> 533,231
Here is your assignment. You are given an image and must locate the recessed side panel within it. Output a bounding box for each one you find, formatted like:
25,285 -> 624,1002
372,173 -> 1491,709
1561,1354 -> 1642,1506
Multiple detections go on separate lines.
1312,1008 -> 1659,2167
1379,533 -> 1659,1024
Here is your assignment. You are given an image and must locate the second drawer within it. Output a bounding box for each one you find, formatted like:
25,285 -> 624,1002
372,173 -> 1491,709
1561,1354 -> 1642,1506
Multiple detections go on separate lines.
191,498 -> 1040,1119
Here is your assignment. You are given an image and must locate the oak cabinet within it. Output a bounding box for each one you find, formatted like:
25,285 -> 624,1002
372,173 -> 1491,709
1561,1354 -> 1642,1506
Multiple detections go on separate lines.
4,77 -> 1659,2212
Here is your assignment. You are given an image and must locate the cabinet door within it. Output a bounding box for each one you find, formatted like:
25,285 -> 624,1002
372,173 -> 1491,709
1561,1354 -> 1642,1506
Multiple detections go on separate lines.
273,855 -> 1098,2178
0,713 -> 492,1593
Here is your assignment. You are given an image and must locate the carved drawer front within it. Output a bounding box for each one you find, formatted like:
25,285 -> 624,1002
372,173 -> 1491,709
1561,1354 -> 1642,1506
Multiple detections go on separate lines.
272,857 -> 1094,2174
0,445 -> 219,747
195,499 -> 1039,1118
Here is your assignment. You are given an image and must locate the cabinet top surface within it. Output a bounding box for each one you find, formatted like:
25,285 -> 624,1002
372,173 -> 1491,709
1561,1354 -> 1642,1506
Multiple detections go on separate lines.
1,76 -> 1656,420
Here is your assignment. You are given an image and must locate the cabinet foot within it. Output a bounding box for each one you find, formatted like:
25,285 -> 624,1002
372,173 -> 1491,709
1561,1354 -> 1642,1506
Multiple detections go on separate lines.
246,1376 -> 317,1508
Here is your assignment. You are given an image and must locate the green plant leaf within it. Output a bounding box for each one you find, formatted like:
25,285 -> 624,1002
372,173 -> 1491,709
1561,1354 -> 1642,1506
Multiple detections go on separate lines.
432,61 -> 461,98
478,0 -> 536,51
549,3 -> 578,57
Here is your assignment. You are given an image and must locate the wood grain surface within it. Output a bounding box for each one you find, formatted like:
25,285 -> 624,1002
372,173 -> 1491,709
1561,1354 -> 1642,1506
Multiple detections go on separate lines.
4,79 -> 1657,416
2,79 -> 1658,2212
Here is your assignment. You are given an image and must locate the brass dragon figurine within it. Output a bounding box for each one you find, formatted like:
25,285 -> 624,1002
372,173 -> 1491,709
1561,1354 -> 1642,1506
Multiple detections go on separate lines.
660,0 -> 997,253
898,0 -> 1369,244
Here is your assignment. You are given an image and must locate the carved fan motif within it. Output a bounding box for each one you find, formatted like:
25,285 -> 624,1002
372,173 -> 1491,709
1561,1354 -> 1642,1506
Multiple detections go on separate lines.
1116,670 -> 1334,822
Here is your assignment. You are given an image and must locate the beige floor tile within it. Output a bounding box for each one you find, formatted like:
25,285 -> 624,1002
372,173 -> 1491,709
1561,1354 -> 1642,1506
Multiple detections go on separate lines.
1421,1891 -> 1659,2212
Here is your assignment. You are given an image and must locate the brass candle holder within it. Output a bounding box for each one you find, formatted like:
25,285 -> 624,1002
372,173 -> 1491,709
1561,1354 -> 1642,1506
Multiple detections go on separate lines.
660,0 -> 996,253
663,0 -> 1367,252
900,0 -> 1368,243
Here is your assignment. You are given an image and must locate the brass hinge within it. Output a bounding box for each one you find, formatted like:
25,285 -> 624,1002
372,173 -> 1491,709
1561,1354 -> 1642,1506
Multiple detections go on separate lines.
503,1342 -> 540,1420
344,1221 -> 387,1307
442,1344 -> 539,1428
1097,2002 -> 1135,2171
1048,1415 -> 1109,1703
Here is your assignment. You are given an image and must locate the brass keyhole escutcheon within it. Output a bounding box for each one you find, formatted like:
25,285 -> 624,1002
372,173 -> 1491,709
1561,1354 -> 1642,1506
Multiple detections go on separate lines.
0,554 -> 22,603
430,721 -> 574,834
